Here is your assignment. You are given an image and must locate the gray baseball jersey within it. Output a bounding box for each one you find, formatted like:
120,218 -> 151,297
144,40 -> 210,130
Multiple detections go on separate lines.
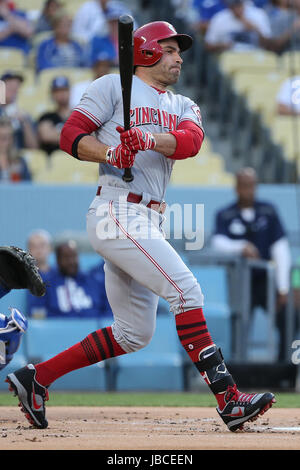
83,73 -> 205,353
75,73 -> 204,201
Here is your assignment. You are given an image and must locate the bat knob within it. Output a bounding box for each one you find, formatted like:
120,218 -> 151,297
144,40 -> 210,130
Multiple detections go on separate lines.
122,168 -> 134,182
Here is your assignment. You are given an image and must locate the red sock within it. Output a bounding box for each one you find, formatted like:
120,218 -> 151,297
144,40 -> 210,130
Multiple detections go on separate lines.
175,308 -> 214,362
35,326 -> 126,387
176,308 -> 230,409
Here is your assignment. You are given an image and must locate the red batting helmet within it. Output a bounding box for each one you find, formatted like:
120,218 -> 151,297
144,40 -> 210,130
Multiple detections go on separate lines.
134,21 -> 193,67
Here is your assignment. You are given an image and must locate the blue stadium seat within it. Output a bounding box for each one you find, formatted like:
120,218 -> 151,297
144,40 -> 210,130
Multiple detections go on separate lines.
115,315 -> 184,391
24,318 -> 107,391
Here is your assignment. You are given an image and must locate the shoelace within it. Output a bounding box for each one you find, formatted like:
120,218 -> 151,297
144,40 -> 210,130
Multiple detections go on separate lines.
226,384 -> 255,404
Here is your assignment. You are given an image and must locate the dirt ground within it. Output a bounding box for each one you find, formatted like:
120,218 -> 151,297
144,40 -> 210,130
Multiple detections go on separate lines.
0,406 -> 299,451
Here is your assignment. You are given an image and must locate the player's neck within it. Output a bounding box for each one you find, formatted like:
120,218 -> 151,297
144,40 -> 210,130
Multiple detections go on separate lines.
135,69 -> 168,92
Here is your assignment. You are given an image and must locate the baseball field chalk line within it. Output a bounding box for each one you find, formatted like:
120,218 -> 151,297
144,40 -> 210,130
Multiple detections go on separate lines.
256,426 -> 300,432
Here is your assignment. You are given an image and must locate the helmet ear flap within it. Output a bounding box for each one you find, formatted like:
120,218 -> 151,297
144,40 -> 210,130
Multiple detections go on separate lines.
134,36 -> 163,67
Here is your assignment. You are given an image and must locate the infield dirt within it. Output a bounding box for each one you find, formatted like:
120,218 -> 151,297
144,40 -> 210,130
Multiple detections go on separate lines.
0,406 -> 299,450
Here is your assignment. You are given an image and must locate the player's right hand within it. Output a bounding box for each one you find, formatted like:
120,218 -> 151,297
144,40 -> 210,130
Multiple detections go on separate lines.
105,144 -> 137,169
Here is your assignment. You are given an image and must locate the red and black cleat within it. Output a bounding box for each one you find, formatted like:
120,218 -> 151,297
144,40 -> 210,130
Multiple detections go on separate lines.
217,384 -> 276,432
6,364 -> 49,429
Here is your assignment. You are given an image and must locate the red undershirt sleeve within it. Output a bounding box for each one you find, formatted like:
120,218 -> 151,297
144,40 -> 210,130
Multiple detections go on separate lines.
60,110 -> 99,159
168,120 -> 204,160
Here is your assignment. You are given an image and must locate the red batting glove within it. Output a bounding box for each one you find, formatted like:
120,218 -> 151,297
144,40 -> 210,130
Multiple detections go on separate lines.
116,126 -> 156,151
105,144 -> 137,169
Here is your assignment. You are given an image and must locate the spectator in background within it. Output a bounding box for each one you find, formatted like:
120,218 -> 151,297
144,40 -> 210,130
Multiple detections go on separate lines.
71,0 -> 109,44
103,0 -> 137,62
27,229 -> 53,276
211,167 -> 291,361
191,0 -> 226,35
70,44 -> 116,108
37,76 -> 72,155
204,0 -> 272,53
262,0 -> 300,53
36,10 -> 86,72
0,117 -> 31,182
34,0 -> 63,34
0,0 -> 33,54
27,239 -> 113,319
0,71 -> 38,149
276,75 -> 300,115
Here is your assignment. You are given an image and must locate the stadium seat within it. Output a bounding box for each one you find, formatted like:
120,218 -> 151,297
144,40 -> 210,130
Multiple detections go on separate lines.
18,81 -> 53,119
232,69 -> 287,96
20,0 -> 45,11
0,48 -> 26,72
22,149 -> 48,177
218,50 -> 280,77
31,31 -> 53,48
281,51 -> 300,73
170,136 -> 234,185
36,67 -> 93,94
24,318 -> 108,390
231,70 -> 288,125
270,115 -> 300,165
115,315 -> 184,391
34,150 -> 99,183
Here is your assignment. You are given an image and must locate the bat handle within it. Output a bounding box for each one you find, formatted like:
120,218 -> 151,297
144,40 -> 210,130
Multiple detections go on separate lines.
122,121 -> 134,182
122,167 -> 134,182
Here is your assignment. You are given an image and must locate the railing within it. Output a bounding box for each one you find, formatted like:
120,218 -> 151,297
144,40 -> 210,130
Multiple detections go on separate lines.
185,249 -> 279,362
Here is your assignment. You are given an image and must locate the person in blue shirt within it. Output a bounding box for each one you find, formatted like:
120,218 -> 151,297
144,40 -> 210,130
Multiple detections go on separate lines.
0,0 -> 33,54
27,239 -> 112,319
36,10 -> 86,72
211,167 -> 291,361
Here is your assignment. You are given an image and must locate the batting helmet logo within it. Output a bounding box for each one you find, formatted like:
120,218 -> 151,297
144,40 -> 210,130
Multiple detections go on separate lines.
134,21 -> 193,67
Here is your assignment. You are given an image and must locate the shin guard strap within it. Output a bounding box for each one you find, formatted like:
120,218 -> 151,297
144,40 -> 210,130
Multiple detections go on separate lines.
194,348 -> 224,373
208,375 -> 235,394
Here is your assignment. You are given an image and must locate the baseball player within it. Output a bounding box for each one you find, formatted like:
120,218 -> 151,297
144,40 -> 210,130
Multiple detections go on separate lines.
0,246 -> 46,371
6,21 -> 275,432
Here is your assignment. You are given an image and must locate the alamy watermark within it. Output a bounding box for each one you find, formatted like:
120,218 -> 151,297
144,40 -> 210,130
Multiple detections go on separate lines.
94,196 -> 205,251
291,340 -> 300,365
0,80 -> 6,105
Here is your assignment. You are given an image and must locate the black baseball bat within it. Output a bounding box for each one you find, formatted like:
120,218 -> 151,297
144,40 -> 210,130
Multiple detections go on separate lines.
118,14 -> 134,183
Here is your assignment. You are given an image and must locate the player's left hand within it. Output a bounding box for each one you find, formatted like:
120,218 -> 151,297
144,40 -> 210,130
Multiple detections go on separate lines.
117,126 -> 156,151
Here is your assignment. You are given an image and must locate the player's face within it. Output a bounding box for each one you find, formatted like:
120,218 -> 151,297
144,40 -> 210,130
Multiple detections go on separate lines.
151,39 -> 183,86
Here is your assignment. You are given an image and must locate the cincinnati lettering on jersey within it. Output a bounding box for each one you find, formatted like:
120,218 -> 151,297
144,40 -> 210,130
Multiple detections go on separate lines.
130,107 -> 179,131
